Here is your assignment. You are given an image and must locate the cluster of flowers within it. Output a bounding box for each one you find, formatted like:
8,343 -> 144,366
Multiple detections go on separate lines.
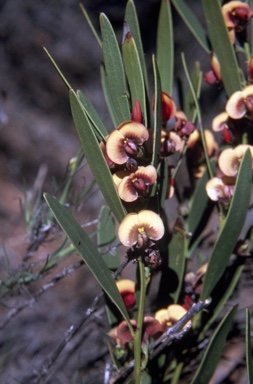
102,0 -> 253,356
108,279 -> 189,348
205,1 -> 253,85
205,1 -> 253,205
100,93 -> 197,346
100,92 -> 196,269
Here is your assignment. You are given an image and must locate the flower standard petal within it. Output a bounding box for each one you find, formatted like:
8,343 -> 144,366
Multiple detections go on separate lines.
112,171 -> 131,188
118,121 -> 149,145
235,144 -> 253,167
142,316 -> 163,340
106,130 -> 129,164
226,91 -> 247,119
118,213 -> 140,246
118,210 -> 164,247
117,166 -> 157,202
137,210 -> 165,241
206,177 -> 225,201
166,304 -> 189,327
218,148 -> 240,176
212,112 -> 229,132
118,175 -> 139,202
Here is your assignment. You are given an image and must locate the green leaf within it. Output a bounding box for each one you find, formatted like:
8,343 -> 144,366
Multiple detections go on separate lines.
187,161 -> 215,239
44,193 -> 131,328
183,61 -> 203,122
156,0 -> 174,95
246,308 -> 253,384
157,159 -> 168,210
200,263 -> 244,336
201,150 -> 252,300
100,64 -> 118,127
69,90 -> 126,223
151,55 -> 162,169
122,29 -> 147,125
100,13 -> 130,125
171,0 -> 210,54
77,90 -> 108,138
97,205 -> 120,270
168,218 -> 187,303
190,306 -> 237,384
79,3 -> 102,48
125,0 -> 149,93
201,0 -> 242,96
44,47 -> 71,90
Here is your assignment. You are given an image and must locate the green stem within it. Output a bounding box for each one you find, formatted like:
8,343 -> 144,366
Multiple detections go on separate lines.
172,141 -> 187,180
181,52 -> 213,179
133,260 -> 147,383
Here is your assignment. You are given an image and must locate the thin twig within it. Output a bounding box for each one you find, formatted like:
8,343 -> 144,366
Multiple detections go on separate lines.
0,260 -> 84,329
31,255 -> 130,384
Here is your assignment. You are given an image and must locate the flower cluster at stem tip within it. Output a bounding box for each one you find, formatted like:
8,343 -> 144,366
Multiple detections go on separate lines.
100,91 -> 196,269
203,1 -> 253,206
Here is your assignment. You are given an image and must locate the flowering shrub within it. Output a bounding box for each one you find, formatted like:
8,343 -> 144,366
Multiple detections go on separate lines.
44,1 -> 253,383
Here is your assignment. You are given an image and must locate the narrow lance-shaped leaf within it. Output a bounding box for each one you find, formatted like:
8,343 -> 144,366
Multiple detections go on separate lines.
70,89 -> 126,223
77,90 -> 108,138
168,218 -> 187,303
190,306 -> 237,384
152,55 -> 162,169
97,205 -> 120,270
200,263 -> 244,336
183,61 -> 203,123
201,0 -> 242,96
100,13 -> 130,125
171,0 -> 210,54
44,193 -> 131,329
125,0 -> 149,93
201,150 -> 252,300
156,0 -> 174,95
187,161 -> 215,239
100,64 -> 118,127
122,26 -> 147,125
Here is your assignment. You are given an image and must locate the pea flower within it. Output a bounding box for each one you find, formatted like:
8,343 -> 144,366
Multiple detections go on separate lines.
174,111 -> 195,138
116,279 -> 135,310
218,144 -> 253,176
112,165 -> 157,202
226,85 -> 253,119
155,304 -> 190,331
222,1 -> 253,32
162,130 -> 185,156
106,121 -> 149,165
118,210 -> 165,249
109,317 -> 163,347
206,176 -> 236,202
212,112 -> 234,143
